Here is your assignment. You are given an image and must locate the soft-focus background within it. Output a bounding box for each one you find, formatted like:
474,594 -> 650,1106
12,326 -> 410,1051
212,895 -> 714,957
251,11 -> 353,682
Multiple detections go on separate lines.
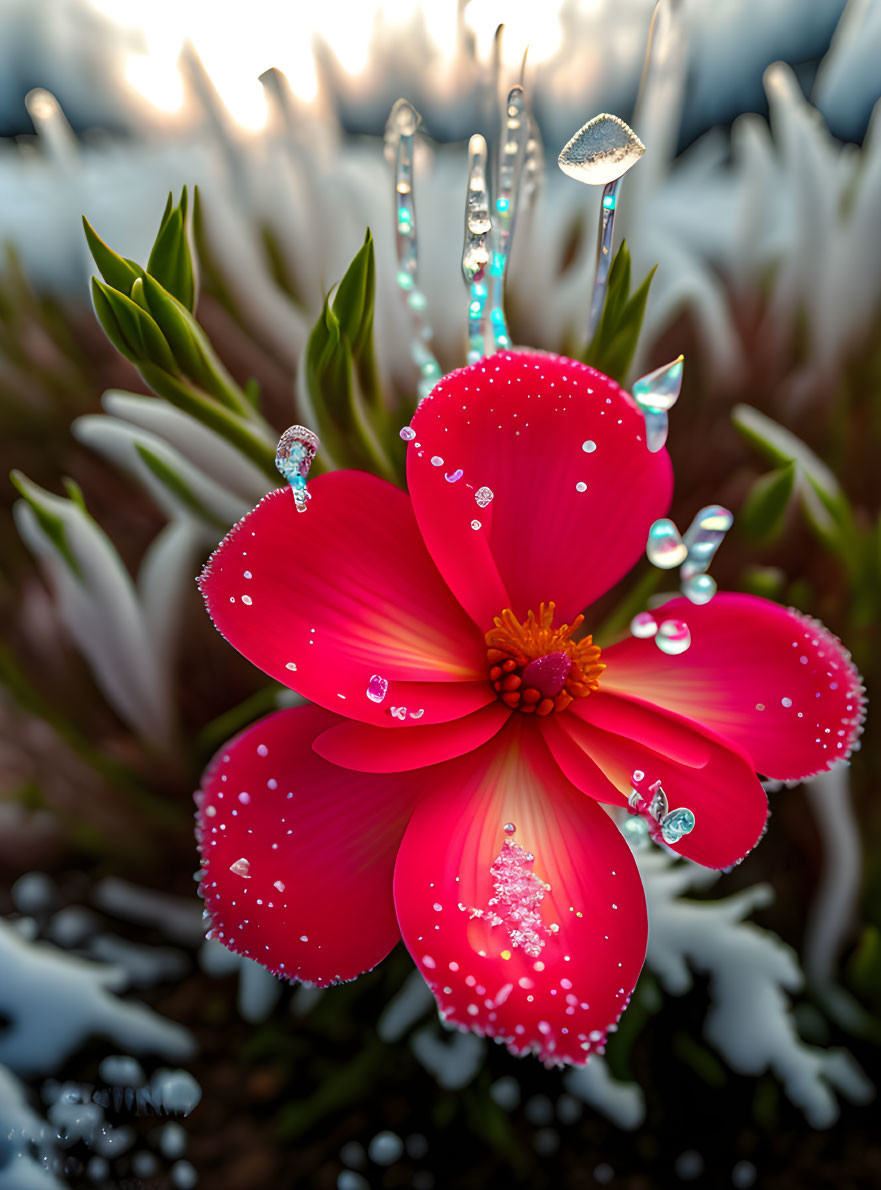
1,1 -> 880,1187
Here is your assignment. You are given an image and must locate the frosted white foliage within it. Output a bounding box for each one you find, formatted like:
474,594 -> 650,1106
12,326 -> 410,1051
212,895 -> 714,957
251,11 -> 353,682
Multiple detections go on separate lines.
0,919 -> 194,1078
635,845 -> 874,1127
91,877 -> 204,947
409,1023 -> 486,1091
12,483 -> 175,750
0,1064 -> 63,1190
377,970 -> 435,1042
563,1056 -> 646,1130
101,392 -> 272,506
72,413 -> 253,528
199,938 -> 283,1023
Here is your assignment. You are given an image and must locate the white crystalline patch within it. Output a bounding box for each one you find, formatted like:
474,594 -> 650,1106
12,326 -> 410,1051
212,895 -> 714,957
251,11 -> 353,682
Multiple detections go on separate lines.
470,837 -> 551,958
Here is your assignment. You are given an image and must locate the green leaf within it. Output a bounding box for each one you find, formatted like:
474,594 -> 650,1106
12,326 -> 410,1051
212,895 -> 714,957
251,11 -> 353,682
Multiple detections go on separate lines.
134,443 -> 226,528
91,279 -> 178,374
739,461 -> 797,543
137,273 -> 251,416
147,188 -> 196,311
333,228 -> 375,364
583,240 -> 656,384
82,217 -> 145,294
10,471 -> 81,578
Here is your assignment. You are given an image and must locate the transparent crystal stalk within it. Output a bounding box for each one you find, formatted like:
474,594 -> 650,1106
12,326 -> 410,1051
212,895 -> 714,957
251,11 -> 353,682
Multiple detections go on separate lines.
680,504 -> 734,580
462,134 -> 493,365
632,355 -> 684,453
275,425 -> 319,512
558,113 -> 645,344
486,86 -> 528,354
385,99 -> 442,403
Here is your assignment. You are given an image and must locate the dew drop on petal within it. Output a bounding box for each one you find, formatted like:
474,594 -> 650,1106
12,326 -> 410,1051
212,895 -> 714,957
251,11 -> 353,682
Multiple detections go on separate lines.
273,880 -> 285,893
575,482 -> 587,492
582,440 -> 597,453
445,469 -> 464,483
431,456 -> 444,467
471,519 -> 482,530
366,675 -> 389,703
399,426 -> 416,441
630,612 -> 657,639
475,486 -> 494,508
229,858 -> 251,878
655,619 -> 691,655
646,518 -> 687,569
681,572 -> 717,605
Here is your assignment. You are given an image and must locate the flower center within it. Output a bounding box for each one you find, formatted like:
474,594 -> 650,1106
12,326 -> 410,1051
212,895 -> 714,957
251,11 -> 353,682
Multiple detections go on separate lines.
485,602 -> 604,716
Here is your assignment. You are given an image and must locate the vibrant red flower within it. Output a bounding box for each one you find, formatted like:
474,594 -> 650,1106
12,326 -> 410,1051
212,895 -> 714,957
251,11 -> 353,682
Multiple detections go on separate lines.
196,351 -> 864,1065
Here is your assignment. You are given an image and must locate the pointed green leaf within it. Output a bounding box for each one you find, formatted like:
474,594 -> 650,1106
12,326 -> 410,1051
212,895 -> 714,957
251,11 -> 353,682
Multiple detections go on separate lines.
137,273 -> 251,416
91,279 -> 178,374
147,188 -> 196,311
739,462 -> 796,543
82,217 -> 145,294
90,277 -> 137,362
11,471 -> 81,578
333,229 -> 375,359
134,444 -> 226,528
583,240 -> 656,384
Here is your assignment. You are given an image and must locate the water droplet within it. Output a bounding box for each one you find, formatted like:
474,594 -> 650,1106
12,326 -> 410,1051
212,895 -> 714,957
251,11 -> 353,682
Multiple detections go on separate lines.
275,425 -> 319,513
504,822 -> 516,835
399,426 -> 416,441
681,573 -> 716,605
273,880 -> 285,893
660,807 -> 696,845
557,113 -> 645,187
237,792 -> 250,805
781,697 -> 792,708
646,518 -> 687,568
630,612 -> 657,638
471,519 -> 482,530
582,440 -> 597,453
632,356 -> 684,413
475,486 -> 494,508
285,661 -> 297,671
445,469 -> 464,483
430,456 -> 444,467
655,619 -> 691,655
681,505 -> 733,580
575,481 -> 587,493
366,675 -> 389,704
229,858 -> 251,879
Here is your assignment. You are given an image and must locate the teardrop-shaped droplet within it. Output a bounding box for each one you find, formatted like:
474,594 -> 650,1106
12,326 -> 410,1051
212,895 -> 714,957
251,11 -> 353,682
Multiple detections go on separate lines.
366,675 -> 388,704
557,113 -> 645,187
229,858 -> 251,879
655,619 -> 691,655
660,806 -> 696,845
630,611 -> 658,638
276,426 -> 319,513
680,505 -> 734,579
632,356 -> 684,413
646,518 -> 687,569
681,573 -> 717,605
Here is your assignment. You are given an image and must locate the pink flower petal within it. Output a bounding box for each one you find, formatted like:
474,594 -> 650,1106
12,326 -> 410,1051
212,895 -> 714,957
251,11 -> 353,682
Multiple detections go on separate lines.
314,703 -> 512,772
544,699 -> 768,869
196,705 -> 415,984
602,594 -> 866,781
393,720 -> 647,1066
199,472 -> 493,726
407,351 -> 672,626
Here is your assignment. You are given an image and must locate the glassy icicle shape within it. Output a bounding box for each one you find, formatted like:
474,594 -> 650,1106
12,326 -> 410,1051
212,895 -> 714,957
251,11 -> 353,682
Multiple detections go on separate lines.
681,505 -> 734,580
632,355 -> 684,453
627,773 -> 696,848
558,113 -> 646,343
557,113 -> 646,187
462,134 -> 492,365
275,425 -> 319,512
486,86 -> 529,354
385,98 -> 442,403
646,518 -> 687,568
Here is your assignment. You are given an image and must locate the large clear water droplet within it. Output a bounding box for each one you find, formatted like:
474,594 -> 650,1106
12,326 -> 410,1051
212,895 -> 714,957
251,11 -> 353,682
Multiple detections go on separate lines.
660,807 -> 696,845
557,113 -> 645,187
681,505 -> 733,579
630,612 -> 658,638
681,573 -> 717,605
366,675 -> 388,704
632,356 -> 684,453
655,619 -> 691,655
275,426 -> 319,513
646,518 -> 687,568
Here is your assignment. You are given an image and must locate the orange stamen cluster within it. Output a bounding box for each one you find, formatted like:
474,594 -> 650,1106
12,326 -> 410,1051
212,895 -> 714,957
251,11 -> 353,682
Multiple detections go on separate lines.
485,601 -> 604,716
